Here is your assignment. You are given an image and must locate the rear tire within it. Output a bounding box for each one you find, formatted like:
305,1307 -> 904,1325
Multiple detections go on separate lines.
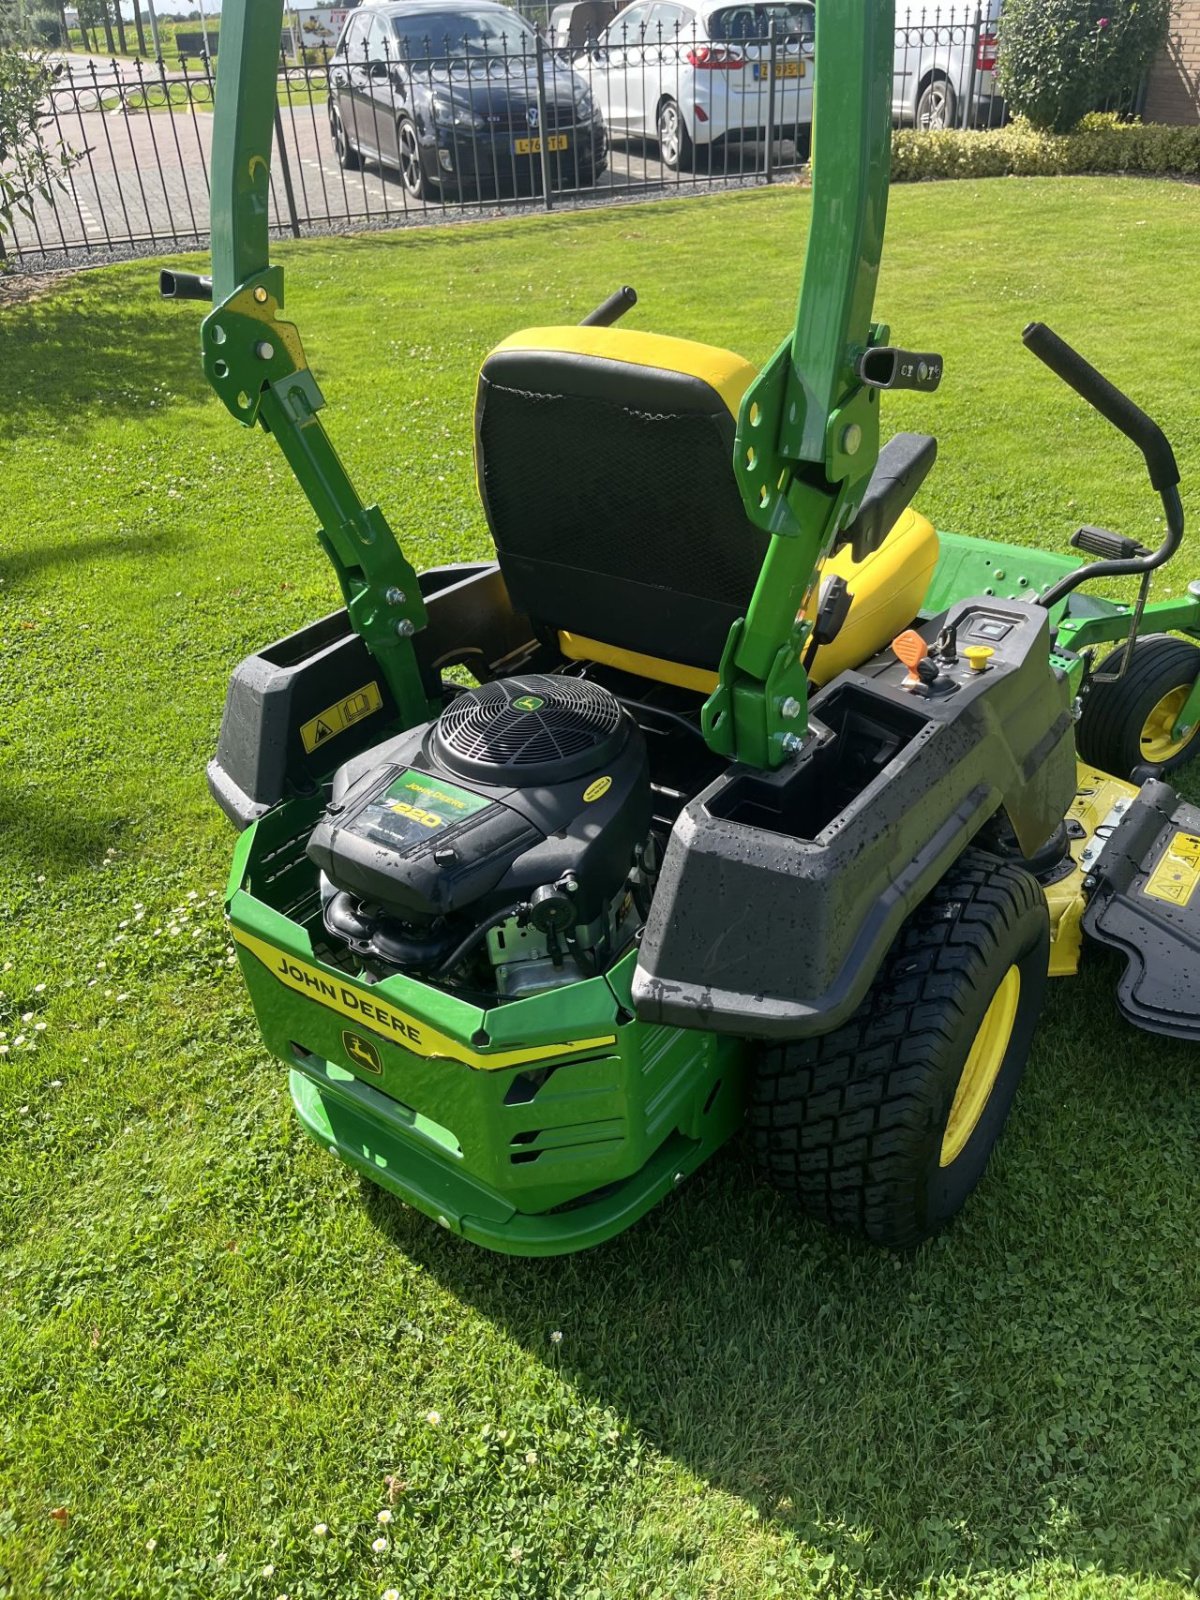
1076,634 -> 1200,779
331,107 -> 361,171
915,75 -> 956,130
397,115 -> 432,200
656,97 -> 692,171
751,851 -> 1049,1249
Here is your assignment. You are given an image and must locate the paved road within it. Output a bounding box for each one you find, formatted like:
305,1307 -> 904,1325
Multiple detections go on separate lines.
11,62 -> 802,262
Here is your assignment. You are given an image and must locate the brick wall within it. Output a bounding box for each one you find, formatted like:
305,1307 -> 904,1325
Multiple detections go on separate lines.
1145,0 -> 1200,124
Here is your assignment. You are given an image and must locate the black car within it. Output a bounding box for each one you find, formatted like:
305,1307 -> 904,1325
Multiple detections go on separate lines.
329,0 -> 608,198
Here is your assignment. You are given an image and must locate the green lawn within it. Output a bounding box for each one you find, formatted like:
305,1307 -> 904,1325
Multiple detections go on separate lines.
92,80 -> 327,114
3,179 -> 1200,1600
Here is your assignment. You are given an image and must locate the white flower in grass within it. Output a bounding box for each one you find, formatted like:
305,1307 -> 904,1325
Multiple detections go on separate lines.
371,1536 -> 388,1553
13,1035 -> 26,1048
0,1046 -> 8,1056
215,1552 -> 227,1566
145,1538 -> 157,1552
383,1590 -> 401,1600
524,1450 -> 538,1466
34,983 -> 45,993
49,1080 -> 63,1089
509,1545 -> 523,1566
36,874 -> 46,884
312,1523 -> 328,1537
425,1409 -> 441,1426
21,1012 -> 33,1024
261,1564 -> 275,1579
116,993 -> 130,1003
35,1022 -> 47,1032
549,1329 -> 563,1344
376,1509 -> 392,1525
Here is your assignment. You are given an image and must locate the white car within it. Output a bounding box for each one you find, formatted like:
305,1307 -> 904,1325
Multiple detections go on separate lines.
576,0 -> 815,171
895,1 -> 1004,129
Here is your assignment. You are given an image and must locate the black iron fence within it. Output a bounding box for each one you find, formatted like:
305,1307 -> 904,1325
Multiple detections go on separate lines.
0,7 -> 1131,269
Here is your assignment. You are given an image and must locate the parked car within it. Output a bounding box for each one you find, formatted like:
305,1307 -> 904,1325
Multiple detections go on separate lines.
575,0 -> 815,171
329,0 -> 608,199
894,1 -> 1004,130
548,0 -> 623,56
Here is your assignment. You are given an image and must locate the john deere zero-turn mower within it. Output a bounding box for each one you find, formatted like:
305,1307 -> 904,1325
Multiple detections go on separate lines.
164,0 -> 1200,1253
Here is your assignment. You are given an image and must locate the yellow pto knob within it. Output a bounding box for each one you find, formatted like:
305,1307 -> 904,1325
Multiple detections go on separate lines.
965,645 -> 995,674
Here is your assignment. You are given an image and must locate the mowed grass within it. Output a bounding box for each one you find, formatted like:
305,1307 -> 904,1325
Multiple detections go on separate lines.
3,179 -> 1200,1600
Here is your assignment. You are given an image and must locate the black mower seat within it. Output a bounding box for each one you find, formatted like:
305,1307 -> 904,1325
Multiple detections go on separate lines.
474,326 -> 939,690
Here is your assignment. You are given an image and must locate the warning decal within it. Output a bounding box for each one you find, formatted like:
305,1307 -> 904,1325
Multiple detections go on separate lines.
300,681 -> 384,754
1144,831 -> 1200,909
231,927 -> 616,1071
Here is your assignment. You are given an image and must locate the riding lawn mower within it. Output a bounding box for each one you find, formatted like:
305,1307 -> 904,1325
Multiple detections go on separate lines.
163,0 -> 1200,1254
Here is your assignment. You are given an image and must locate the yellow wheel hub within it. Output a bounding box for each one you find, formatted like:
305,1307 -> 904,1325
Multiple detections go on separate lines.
1139,686 -> 1199,764
940,965 -> 1021,1168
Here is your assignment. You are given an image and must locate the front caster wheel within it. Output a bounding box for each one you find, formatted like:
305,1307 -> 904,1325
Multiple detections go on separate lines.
751,851 -> 1049,1249
1077,634 -> 1200,779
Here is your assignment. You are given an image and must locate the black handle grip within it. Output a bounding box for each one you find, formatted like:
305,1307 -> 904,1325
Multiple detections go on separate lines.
160,270 -> 213,301
1070,525 -> 1152,562
579,285 -> 637,328
1022,322 -> 1179,493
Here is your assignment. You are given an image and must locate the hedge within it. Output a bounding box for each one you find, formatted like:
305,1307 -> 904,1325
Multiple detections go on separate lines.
891,114 -> 1200,182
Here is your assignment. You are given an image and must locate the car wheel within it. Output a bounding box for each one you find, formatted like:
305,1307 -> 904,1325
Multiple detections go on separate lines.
656,97 -> 692,171
915,76 -> 956,130
331,107 -> 361,171
397,115 -> 432,200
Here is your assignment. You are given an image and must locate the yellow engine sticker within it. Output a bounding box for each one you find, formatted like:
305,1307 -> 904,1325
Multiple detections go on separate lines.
1144,832 -> 1200,909
300,681 -> 383,754
583,775 -> 612,803
232,928 -> 616,1071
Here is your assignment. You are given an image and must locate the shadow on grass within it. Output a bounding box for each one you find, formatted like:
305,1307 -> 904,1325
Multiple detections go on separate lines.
0,273 -> 209,442
0,784 -> 130,870
1,529 -> 174,585
360,968 -> 1200,1591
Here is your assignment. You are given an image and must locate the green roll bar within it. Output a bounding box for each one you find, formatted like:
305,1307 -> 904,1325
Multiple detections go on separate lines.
199,0 -> 900,770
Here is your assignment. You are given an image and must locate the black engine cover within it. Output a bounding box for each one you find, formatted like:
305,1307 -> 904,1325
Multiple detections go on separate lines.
307,675 -> 650,925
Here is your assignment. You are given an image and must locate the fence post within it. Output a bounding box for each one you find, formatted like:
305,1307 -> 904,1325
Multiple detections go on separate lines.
273,104 -> 303,238
535,33 -> 554,213
764,18 -> 778,183
961,5 -> 981,130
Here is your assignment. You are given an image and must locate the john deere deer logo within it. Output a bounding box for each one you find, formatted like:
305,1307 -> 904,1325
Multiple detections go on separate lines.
342,1030 -> 383,1075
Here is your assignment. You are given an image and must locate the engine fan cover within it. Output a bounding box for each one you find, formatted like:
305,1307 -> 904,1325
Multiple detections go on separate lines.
433,675 -> 627,785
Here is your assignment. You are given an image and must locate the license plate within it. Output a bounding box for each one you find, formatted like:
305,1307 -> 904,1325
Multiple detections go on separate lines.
514,134 -> 568,155
752,59 -> 804,80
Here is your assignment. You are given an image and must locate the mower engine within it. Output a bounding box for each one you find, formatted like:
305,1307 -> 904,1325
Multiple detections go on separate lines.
307,675 -> 655,997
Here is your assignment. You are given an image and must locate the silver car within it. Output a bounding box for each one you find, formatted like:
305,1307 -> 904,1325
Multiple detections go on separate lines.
895,0 -> 1004,129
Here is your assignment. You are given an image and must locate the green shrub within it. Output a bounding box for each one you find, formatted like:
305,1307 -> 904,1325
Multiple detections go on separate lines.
891,114 -> 1200,182
998,0 -> 1172,134
27,10 -> 64,45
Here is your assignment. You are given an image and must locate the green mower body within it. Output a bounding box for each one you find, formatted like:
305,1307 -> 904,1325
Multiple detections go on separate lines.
177,0 -> 1200,1254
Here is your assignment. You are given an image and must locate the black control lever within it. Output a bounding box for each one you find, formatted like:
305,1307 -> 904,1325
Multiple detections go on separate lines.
580,285 -> 637,328
1021,323 -> 1184,611
1023,322 -> 1179,493
858,346 -> 943,394
160,270 -> 213,301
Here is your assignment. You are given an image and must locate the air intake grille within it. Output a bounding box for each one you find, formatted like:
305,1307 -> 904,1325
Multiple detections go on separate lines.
433,675 -> 625,784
